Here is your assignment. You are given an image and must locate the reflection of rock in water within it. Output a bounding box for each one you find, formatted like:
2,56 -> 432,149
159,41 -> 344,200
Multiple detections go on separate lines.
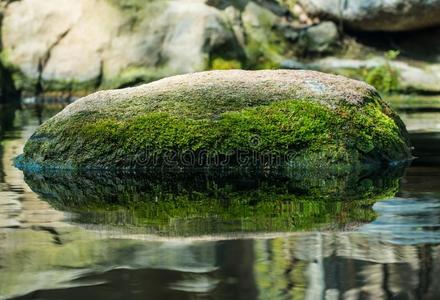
22,166 -> 405,235
0,103 -> 18,142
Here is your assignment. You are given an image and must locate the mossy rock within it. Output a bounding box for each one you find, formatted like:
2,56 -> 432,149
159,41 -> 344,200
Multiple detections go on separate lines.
16,70 -> 411,171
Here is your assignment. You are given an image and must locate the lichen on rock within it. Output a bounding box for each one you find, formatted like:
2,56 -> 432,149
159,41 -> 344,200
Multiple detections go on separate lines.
16,70 -> 412,171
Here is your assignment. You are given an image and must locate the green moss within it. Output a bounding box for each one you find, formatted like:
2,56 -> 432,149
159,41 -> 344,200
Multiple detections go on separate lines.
337,50 -> 401,94
277,0 -> 298,12
326,65 -> 400,95
210,58 -> 242,70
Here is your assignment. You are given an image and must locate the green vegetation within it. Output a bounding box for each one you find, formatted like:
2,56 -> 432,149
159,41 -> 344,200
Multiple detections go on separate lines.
211,57 -> 242,70
363,50 -> 400,94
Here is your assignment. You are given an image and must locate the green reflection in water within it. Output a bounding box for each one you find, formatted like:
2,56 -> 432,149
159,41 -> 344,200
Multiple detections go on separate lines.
23,166 -> 405,236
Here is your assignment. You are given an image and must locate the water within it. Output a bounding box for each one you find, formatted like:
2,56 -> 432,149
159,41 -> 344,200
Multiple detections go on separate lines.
0,98 -> 439,300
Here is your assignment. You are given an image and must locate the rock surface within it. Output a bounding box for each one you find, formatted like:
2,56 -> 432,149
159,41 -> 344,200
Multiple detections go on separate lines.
1,0 -> 241,94
299,0 -> 440,32
17,70 -> 411,170
282,57 -> 440,94
2,0 -> 439,96
303,21 -> 339,53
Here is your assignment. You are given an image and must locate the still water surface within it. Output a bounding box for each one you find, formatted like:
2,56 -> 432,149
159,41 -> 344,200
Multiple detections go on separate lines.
0,98 -> 439,299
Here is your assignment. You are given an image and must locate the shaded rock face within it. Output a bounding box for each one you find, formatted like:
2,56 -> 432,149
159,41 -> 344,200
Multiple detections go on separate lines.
299,0 -> 440,32
0,58 -> 17,103
0,3 -> 17,103
17,70 -> 411,171
1,0 -> 241,94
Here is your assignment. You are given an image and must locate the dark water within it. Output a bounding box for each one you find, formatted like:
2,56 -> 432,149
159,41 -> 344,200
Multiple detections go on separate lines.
1,98 -> 440,300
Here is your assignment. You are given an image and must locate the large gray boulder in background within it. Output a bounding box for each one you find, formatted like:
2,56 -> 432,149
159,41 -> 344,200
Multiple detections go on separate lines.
299,0 -> 440,32
0,0 -> 241,94
0,0 -> 300,95
1,0 -> 440,96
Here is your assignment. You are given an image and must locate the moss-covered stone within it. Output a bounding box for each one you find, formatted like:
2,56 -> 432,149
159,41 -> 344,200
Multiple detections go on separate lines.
16,70 -> 411,171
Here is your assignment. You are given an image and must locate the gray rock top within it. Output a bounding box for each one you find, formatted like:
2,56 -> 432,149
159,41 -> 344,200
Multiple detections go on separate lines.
57,69 -> 377,120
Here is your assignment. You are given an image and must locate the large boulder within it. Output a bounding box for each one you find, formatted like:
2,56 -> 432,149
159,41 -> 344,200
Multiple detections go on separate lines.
16,70 -> 411,171
299,0 -> 440,32
1,0 -> 240,94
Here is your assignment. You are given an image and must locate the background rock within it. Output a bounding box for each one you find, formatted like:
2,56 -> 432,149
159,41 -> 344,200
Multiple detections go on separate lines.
303,21 -> 339,53
299,0 -> 440,32
282,57 -> 440,94
1,0 -> 241,94
0,0 -> 439,96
